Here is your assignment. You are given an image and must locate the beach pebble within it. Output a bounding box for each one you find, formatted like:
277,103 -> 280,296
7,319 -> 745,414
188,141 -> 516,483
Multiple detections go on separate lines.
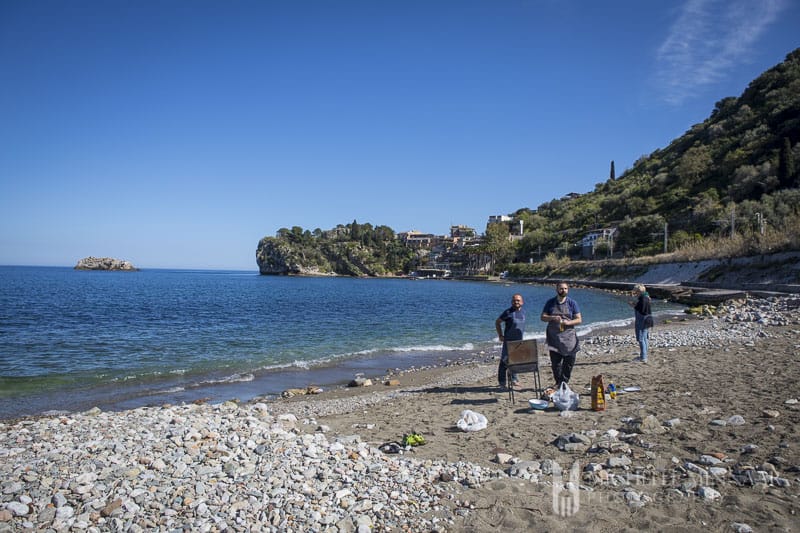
638,415 -> 666,434
697,486 -> 721,501
727,415 -> 746,426
685,462 -> 709,476
699,454 -> 723,466
494,453 -> 514,465
4,502 -> 30,517
607,456 -> 632,469
731,523 -> 753,533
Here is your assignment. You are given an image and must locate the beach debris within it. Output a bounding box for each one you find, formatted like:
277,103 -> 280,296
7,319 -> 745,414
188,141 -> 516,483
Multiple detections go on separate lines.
347,377 -> 373,388
378,442 -> 403,454
281,385 -> 323,398
402,432 -> 426,447
507,460 -> 541,480
552,382 -> 580,411
554,432 -> 591,452
384,379 -> 401,386
731,524 -> 754,533
456,410 -> 488,432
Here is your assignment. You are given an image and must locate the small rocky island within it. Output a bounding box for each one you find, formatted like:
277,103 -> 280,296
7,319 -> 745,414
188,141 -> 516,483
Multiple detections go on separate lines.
74,257 -> 138,271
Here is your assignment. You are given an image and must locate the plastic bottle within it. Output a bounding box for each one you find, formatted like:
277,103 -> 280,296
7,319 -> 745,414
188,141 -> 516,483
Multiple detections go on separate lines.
608,382 -> 617,399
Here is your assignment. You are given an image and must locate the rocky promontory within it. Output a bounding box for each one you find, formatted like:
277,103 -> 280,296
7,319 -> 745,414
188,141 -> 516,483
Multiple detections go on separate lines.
74,257 -> 138,271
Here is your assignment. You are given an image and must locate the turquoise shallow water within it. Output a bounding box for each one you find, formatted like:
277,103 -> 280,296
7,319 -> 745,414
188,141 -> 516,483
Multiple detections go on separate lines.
0,266 -> 681,419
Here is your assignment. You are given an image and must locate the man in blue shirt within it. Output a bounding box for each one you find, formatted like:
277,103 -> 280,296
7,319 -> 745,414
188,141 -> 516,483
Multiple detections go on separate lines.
496,293 -> 525,389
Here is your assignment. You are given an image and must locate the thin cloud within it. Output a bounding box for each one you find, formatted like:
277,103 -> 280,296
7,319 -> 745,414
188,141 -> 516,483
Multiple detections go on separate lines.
654,0 -> 787,105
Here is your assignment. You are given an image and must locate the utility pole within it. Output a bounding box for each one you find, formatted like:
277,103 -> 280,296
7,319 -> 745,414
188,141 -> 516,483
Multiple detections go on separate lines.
663,222 -> 668,253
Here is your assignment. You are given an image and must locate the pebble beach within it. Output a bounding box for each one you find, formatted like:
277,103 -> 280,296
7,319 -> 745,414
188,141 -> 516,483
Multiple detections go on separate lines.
2,296 -> 799,532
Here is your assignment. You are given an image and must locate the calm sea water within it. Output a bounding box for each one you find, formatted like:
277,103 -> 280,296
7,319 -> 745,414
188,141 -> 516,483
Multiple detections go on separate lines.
0,266 -> 681,419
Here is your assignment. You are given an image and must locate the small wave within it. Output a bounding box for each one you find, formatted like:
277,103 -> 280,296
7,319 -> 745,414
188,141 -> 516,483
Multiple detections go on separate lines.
40,409 -> 72,417
146,372 -> 256,397
249,342 -> 483,374
156,386 -> 186,394
577,318 -> 632,335
198,373 -> 255,386
391,343 -> 475,353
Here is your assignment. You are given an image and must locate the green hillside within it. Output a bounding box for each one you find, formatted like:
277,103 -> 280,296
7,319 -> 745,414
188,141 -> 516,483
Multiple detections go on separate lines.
258,49 -> 800,276
508,48 -> 799,267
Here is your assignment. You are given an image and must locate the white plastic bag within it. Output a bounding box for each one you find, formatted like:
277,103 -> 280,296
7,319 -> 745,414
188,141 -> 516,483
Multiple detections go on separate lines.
552,382 -> 580,411
456,409 -> 488,432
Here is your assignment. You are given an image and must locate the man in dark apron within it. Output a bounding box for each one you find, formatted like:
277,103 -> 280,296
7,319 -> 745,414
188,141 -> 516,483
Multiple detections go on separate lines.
541,283 -> 582,386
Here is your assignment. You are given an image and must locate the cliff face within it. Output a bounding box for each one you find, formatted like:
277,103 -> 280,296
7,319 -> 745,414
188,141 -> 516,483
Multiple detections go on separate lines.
255,237 -> 393,276
74,257 -> 138,271
255,239 -> 330,275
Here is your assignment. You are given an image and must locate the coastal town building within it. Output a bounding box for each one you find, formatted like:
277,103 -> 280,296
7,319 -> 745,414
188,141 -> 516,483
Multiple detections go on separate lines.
579,227 -> 617,258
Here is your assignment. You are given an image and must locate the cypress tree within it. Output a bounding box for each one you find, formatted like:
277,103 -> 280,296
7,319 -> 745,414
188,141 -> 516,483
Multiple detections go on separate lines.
610,160 -> 615,180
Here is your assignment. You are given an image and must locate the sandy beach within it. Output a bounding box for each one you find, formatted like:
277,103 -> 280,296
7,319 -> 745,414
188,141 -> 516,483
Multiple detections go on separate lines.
1,296 -> 799,531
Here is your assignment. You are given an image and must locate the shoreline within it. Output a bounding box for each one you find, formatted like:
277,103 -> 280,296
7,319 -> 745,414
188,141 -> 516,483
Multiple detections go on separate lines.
2,296 -> 798,530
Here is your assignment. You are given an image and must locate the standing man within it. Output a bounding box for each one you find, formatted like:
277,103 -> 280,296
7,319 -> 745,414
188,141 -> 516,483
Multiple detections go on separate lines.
496,293 -> 525,389
541,282 -> 582,386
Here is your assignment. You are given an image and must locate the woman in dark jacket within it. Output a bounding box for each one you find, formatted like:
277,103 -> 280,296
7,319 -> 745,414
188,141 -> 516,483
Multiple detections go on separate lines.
629,284 -> 652,363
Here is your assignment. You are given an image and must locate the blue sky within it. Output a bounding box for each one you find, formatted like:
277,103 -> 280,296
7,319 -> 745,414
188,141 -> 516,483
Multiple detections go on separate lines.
1,0 -> 797,270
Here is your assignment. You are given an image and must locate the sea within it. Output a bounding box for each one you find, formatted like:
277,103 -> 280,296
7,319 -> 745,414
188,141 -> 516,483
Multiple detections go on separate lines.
0,266 -> 683,420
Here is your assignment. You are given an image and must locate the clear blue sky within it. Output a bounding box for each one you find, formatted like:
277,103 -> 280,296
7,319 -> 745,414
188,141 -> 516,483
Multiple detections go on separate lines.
1,0 -> 798,270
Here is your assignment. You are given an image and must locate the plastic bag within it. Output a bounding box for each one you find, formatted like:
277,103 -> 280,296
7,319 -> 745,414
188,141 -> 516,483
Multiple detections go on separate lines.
552,382 -> 580,411
456,409 -> 488,432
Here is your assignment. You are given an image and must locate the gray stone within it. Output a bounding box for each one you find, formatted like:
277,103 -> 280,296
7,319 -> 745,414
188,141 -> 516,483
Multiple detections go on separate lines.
639,415 -> 666,434
727,415 -> 746,426
697,486 -> 721,501
607,456 -> 632,468
4,502 -> 29,517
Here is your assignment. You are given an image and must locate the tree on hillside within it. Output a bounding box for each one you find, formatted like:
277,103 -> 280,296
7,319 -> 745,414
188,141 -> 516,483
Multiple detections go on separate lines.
779,137 -> 796,186
610,160 -> 615,180
483,222 -> 514,273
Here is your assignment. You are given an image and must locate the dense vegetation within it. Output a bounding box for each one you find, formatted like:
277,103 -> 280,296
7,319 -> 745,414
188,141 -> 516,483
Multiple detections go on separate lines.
509,48 -> 800,273
258,49 -> 800,276
256,222 -> 417,276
